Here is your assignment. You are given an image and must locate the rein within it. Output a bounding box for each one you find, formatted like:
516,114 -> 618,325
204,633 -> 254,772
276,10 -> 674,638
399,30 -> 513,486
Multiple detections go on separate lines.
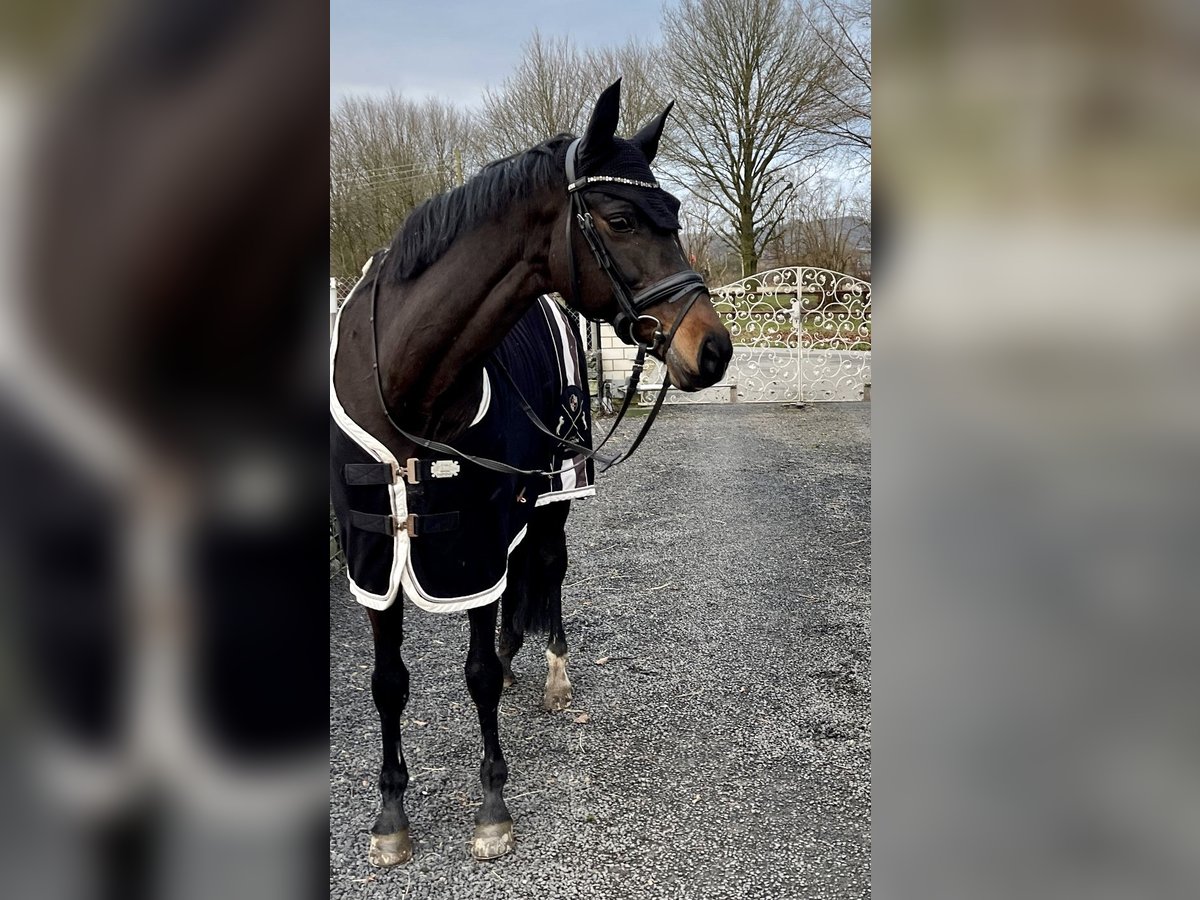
365,139 -> 705,477
367,259 -> 568,478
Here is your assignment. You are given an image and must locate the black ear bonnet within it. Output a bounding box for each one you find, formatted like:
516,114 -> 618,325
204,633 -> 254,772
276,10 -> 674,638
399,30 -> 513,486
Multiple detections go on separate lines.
573,136 -> 682,231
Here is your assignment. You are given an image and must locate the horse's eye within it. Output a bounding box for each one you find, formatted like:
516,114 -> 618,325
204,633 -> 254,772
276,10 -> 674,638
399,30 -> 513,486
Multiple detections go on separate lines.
607,215 -> 634,233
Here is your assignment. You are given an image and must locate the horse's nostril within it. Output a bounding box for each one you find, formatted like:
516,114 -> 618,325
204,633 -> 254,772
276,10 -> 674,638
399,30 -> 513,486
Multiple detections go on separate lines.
699,335 -> 725,380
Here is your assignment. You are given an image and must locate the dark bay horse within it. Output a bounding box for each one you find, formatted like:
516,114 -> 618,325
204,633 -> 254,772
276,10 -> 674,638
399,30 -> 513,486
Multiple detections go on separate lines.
330,80 -> 732,864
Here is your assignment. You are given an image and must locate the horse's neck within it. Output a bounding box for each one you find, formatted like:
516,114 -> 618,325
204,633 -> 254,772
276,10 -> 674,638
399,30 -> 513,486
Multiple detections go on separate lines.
376,214 -> 555,437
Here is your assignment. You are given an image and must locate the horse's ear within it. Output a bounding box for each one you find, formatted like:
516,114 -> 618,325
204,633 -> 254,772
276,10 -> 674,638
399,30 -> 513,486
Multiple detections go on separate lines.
629,101 -> 674,164
578,79 -> 622,169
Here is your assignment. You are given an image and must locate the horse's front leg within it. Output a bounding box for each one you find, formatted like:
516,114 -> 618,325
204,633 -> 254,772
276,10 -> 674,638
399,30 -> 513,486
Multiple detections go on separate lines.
465,601 -> 514,859
366,605 -> 412,867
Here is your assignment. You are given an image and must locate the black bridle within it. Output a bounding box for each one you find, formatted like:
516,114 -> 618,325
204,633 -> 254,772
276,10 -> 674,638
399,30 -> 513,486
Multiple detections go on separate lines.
366,139 -> 707,477
563,138 -> 705,351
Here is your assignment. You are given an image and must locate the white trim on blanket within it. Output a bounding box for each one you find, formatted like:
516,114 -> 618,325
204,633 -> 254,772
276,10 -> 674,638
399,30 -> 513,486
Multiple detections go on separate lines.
331,274 -> 509,615
470,369 -> 491,428
534,485 -> 596,507
536,299 -> 597,506
332,283 -> 595,614
399,524 -> 527,614
329,271 -> 408,611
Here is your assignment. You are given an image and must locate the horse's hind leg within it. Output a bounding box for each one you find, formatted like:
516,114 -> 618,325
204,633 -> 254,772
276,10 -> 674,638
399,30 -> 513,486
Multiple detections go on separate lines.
366,604 -> 412,867
496,542 -> 528,688
537,502 -> 573,712
464,601 -> 514,859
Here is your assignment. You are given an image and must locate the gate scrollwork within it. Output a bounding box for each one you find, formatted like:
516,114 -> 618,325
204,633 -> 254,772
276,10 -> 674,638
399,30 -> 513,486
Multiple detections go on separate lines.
642,267 -> 871,403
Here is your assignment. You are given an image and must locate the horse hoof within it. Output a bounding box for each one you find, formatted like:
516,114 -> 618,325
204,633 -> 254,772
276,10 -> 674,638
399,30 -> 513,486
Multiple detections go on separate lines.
543,688 -> 572,712
368,830 -> 412,867
471,821 -> 514,860
503,672 -> 517,688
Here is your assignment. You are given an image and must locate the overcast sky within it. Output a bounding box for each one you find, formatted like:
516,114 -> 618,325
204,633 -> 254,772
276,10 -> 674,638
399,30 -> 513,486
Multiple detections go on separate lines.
330,0 -> 664,109
330,1 -> 868,197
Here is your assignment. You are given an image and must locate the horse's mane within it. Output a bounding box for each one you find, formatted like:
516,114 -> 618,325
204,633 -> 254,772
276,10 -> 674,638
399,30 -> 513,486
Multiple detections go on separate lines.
385,134 -> 573,283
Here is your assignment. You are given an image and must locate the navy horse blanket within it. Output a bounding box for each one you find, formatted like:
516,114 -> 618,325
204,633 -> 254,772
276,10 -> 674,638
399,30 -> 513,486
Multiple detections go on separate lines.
330,287 -> 595,614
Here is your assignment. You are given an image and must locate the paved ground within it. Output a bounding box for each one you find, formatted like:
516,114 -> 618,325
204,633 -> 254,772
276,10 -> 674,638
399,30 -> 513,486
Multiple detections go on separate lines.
330,403 -> 871,899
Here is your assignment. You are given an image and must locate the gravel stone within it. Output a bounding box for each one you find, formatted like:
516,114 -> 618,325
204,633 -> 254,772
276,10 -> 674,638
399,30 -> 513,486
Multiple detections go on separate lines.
330,403 -> 871,899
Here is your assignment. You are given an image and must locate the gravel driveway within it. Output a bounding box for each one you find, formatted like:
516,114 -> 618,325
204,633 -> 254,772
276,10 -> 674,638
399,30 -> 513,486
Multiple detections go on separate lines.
330,402 -> 871,899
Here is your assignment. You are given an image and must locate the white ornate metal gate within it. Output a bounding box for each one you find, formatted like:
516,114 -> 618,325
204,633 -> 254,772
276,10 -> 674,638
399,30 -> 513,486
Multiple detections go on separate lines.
641,267 -> 871,403
334,266 -> 871,404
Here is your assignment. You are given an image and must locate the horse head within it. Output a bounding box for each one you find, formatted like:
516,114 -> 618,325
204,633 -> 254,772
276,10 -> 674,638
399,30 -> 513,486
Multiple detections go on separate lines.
552,80 -> 733,392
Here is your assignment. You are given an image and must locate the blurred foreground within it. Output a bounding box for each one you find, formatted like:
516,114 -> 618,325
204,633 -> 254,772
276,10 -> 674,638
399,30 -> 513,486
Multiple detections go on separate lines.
1,0 -> 1198,898
1,3 -> 328,900
875,1 -> 1200,898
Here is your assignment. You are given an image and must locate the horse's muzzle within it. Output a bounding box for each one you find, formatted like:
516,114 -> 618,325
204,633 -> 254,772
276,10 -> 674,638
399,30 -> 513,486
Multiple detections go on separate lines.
698,332 -> 732,384
670,327 -> 732,391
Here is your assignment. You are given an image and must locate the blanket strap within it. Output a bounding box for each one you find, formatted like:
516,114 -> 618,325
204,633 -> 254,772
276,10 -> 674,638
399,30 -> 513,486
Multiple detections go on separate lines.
343,462 -> 395,485
349,510 -> 460,537
344,460 -> 464,486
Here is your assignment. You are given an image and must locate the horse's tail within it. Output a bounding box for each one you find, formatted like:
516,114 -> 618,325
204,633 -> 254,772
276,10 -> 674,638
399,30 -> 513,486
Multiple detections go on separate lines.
506,500 -> 570,634
509,575 -> 555,634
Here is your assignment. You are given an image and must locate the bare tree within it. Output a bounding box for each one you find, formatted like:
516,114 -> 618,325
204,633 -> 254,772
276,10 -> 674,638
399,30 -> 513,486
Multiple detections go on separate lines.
678,195 -> 737,284
477,30 -> 667,159
769,177 -> 870,275
330,93 -> 476,279
477,32 -> 591,158
327,9 -> 870,283
807,0 -> 871,160
585,39 -> 668,135
660,0 -> 846,277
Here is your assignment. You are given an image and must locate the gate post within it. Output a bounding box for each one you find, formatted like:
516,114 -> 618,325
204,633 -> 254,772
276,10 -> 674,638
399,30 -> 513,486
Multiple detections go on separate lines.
791,298 -> 803,403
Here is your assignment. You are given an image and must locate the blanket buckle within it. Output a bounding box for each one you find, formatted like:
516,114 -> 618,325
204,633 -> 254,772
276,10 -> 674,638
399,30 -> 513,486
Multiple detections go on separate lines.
396,511 -> 460,537
405,458 -> 461,483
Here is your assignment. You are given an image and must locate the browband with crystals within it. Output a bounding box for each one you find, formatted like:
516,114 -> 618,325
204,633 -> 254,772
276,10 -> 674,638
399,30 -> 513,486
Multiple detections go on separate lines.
567,175 -> 659,193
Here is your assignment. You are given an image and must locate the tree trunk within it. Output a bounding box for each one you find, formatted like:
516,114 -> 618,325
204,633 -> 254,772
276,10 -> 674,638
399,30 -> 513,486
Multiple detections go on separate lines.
739,206 -> 758,277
